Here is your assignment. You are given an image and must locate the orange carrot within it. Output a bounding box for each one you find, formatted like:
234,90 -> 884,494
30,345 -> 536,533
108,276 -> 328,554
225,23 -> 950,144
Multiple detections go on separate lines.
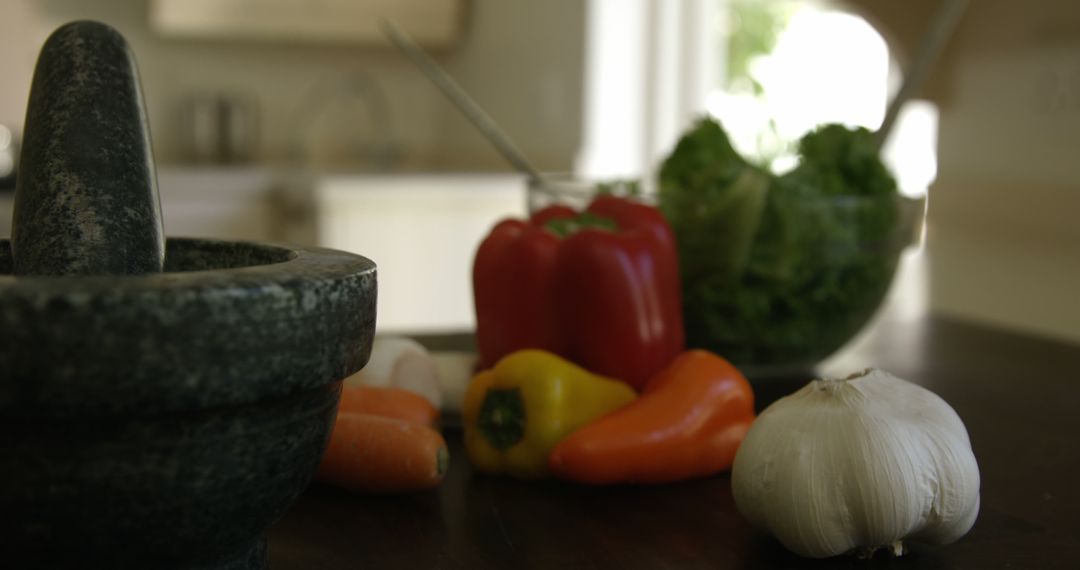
338,385 -> 439,427
316,412 -> 449,493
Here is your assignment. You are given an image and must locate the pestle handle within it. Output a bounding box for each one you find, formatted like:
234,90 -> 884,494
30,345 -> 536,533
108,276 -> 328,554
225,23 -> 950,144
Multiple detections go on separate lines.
12,20 -> 164,276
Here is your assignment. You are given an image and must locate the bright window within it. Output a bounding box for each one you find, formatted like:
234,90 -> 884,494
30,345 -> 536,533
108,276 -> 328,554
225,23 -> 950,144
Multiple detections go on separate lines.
578,0 -> 938,199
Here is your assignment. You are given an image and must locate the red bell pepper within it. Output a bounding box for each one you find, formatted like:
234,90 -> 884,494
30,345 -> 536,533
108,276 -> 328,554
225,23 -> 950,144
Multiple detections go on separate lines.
472,194 -> 684,390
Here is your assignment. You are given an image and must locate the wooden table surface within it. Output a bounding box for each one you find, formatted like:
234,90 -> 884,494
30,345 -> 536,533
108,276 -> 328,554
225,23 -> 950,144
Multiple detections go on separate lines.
267,313 -> 1080,569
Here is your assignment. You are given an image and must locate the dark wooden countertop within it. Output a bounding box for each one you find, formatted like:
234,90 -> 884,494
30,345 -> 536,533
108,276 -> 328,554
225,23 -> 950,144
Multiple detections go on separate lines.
267,313 -> 1080,569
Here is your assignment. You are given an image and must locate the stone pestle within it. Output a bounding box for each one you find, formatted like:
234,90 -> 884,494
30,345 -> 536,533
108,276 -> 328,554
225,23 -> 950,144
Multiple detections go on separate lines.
12,20 -> 164,276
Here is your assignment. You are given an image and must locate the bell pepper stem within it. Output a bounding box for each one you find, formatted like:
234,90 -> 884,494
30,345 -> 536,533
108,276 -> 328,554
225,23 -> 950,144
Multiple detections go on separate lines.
436,446 -> 451,477
478,388 -> 526,451
543,212 -> 617,238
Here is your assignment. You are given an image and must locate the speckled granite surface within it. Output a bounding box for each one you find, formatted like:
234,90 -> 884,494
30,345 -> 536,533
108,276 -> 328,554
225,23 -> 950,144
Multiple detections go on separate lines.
12,20 -> 164,276
0,20 -> 379,570
3,384 -> 340,568
0,237 -> 377,418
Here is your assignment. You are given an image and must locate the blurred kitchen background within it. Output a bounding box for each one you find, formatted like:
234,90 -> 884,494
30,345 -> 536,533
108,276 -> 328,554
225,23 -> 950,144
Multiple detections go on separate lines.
0,0 -> 1077,346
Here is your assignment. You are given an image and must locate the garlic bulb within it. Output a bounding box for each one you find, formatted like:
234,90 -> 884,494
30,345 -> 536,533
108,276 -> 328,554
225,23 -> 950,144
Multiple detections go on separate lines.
731,369 -> 980,558
345,336 -> 443,409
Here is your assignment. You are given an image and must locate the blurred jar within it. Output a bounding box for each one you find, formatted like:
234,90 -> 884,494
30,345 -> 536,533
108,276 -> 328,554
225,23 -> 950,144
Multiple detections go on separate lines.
179,93 -> 259,165
527,174 -> 650,213
0,125 -> 16,191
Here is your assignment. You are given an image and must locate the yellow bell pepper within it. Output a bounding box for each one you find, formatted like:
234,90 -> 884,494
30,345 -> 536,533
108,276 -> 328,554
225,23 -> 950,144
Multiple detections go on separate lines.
463,349 -> 637,478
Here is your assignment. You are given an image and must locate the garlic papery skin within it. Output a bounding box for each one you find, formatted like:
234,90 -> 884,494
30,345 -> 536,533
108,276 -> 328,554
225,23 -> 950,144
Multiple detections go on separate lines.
730,369 -> 980,559
344,336 -> 443,409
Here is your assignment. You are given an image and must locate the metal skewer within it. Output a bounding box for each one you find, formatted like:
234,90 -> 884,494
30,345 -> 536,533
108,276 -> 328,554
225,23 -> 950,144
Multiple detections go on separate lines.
876,0 -> 969,149
382,19 -> 544,184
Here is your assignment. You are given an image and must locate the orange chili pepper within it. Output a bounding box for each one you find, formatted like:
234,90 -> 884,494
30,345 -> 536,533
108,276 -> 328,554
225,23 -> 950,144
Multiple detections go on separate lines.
548,350 -> 755,485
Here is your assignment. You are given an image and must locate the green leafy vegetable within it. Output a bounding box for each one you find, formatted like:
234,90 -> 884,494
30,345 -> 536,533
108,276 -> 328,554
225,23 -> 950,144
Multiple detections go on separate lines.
657,119 -> 772,280
659,118 -> 904,368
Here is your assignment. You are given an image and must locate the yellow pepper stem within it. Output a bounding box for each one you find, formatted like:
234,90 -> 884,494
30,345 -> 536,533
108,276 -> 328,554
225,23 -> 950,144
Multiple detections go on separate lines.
478,388 -> 526,451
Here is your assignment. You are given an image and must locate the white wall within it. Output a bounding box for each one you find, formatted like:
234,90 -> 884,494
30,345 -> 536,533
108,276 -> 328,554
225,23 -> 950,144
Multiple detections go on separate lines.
923,1 -> 1080,343
848,0 -> 1080,344
0,0 -> 585,170
435,0 -> 586,171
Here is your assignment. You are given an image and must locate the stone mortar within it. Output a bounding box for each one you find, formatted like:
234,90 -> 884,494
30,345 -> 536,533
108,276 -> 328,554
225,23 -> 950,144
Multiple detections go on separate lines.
0,20 -> 378,570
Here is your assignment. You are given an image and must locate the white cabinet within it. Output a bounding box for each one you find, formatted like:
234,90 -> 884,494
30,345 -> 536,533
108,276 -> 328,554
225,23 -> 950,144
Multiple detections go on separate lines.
0,195 -> 11,238
156,167 -> 283,241
1,170 -> 525,335
0,167 -> 285,243
149,0 -> 465,46
312,173 -> 526,333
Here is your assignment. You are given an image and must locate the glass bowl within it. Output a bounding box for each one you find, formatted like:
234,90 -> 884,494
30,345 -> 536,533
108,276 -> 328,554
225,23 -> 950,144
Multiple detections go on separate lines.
527,174 -> 648,212
527,175 -> 923,378
674,192 -> 922,377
